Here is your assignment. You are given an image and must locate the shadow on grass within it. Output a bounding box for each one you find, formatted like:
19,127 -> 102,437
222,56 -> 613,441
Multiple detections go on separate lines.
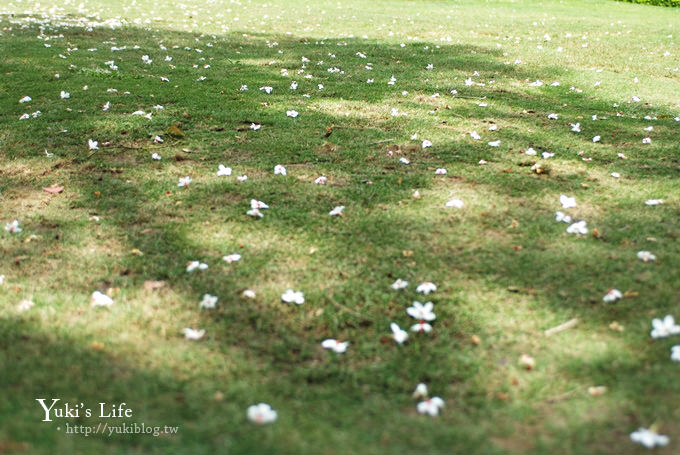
2,16 -> 680,454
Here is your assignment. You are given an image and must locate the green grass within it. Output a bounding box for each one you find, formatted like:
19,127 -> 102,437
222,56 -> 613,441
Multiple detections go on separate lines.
1,0 -> 680,453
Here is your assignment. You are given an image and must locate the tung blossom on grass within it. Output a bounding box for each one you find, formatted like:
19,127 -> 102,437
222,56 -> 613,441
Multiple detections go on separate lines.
178,176 -> 192,188
637,251 -> 656,263
281,289 -> 305,305
412,383 -> 428,399
88,139 -> 99,150
274,165 -> 287,176
560,195 -> 577,209
321,339 -> 349,353
445,199 -> 464,209
182,328 -> 205,340
223,254 -> 242,263
602,289 -> 623,303
200,294 -> 218,309
630,428 -> 669,448
555,211 -> 572,224
416,282 -> 437,295
186,261 -> 208,272
329,206 -> 344,216
407,301 -> 436,321
217,165 -> 232,176
566,220 -> 588,235
651,315 -> 680,339
247,403 -> 277,424
391,322 -> 409,344
417,397 -> 444,417
391,279 -> 408,290
671,346 -> 680,362
91,291 -> 113,307
4,220 -> 22,233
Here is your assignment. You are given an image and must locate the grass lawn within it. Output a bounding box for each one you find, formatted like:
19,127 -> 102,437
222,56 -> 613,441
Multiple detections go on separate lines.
1,0 -> 680,453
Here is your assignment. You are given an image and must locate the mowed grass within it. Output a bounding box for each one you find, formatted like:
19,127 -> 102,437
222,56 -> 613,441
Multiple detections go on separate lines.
1,0 -> 680,453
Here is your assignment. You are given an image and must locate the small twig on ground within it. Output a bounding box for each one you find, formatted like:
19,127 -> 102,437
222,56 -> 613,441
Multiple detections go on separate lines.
544,318 -> 579,336
329,299 -> 364,319
544,387 -> 581,404
371,138 -> 396,145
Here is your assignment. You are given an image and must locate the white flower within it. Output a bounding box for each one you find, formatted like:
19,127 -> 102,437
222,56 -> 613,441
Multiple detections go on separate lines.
60,91 -> 70,99
88,139 -> 99,150
489,124 -> 498,131
422,140 -> 433,149
178,176 -> 192,187
91,291 -> 113,307
412,383 -> 428,399
250,200 -> 269,210
399,157 -> 410,165
329,206 -> 345,216
407,301 -> 436,321
435,168 -> 447,175
416,282 -> 437,295
274,165 -> 287,175
186,261 -> 208,272
246,208 -> 263,218
132,110 -> 146,116
445,199 -> 464,209
259,86 -> 273,94
151,153 -> 161,161
592,136 -> 601,143
4,220 -> 22,233
542,152 -> 554,159
20,113 -> 30,120
525,147 -> 537,156
637,251 -> 656,263
548,113 -> 559,120
426,63 -> 434,70
183,328 -> 205,340
560,195 -> 577,209
671,346 -> 680,362
250,123 -> 261,131
239,85 -> 248,91
566,220 -> 588,235
153,135 -> 163,143
247,403 -> 277,424
470,131 -> 481,141
286,110 -> 299,118
630,428 -> 669,448
488,140 -> 501,147
102,101 -> 110,111
19,96 -> 32,103
645,199 -> 663,206
411,321 -> 433,333
242,289 -> 256,299
603,289 -> 623,303
651,315 -> 680,339
0,275 -> 4,285
391,279 -> 408,290
611,172 -> 621,178
555,212 -> 572,224
391,322 -> 408,344
314,176 -> 327,185
642,137 -> 652,144
200,294 -> 218,309
223,254 -> 241,263
417,397 -> 444,416
141,55 -> 152,64
631,96 -> 641,103
210,163 -> 229,177
321,339 -> 349,353
16,299 -> 34,312
281,289 -> 305,305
